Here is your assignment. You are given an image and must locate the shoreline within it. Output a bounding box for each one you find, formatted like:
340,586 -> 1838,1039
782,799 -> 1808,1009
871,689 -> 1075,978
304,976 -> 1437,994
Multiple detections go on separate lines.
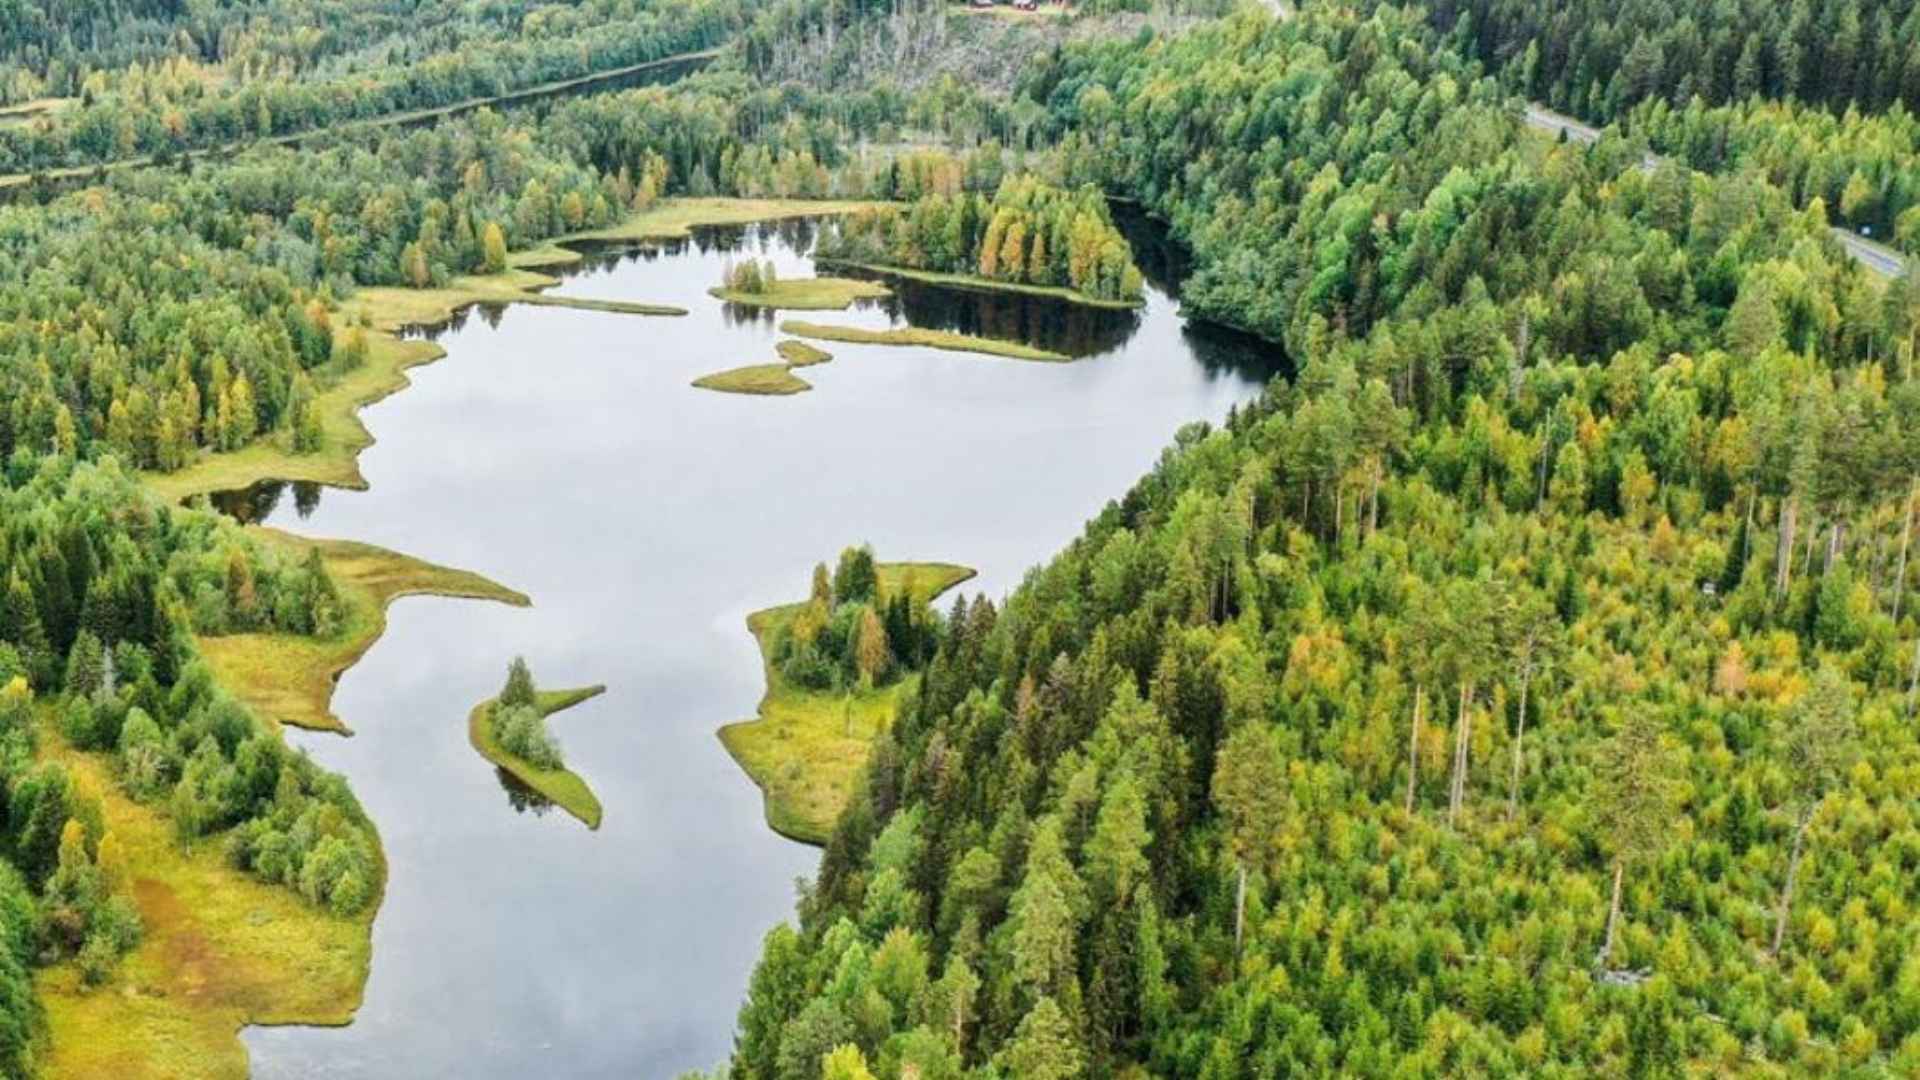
147,198 -> 891,505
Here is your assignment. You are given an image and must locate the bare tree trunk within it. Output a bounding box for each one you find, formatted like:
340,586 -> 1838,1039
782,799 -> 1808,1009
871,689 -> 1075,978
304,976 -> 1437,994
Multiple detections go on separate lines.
1801,512 -> 1818,580
1775,496 -> 1797,596
1895,479 -> 1916,622
1506,675 -> 1530,822
1404,685 -> 1424,815
1744,490 -> 1756,565
1599,859 -> 1625,969
1370,461 -> 1381,535
1825,520 -> 1844,574
1769,804 -> 1815,959
1448,683 -> 1472,827
1907,634 -> 1920,717
1233,861 -> 1247,959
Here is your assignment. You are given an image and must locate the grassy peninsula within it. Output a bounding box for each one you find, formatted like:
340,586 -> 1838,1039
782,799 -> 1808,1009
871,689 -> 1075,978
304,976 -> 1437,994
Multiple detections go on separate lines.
780,320 -> 1068,362
815,258 -> 1144,309
720,553 -> 974,844
34,720 -> 376,1080
198,532 -> 530,735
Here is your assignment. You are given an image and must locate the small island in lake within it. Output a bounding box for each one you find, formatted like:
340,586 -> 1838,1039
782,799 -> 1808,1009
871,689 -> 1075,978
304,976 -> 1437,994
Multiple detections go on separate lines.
692,363 -> 814,396
720,547 -> 973,844
469,658 -> 608,829
708,258 -> 892,310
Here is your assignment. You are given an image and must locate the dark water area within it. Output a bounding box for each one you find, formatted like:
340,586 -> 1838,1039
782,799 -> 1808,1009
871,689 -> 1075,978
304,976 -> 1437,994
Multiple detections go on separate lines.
229,218 -> 1282,1077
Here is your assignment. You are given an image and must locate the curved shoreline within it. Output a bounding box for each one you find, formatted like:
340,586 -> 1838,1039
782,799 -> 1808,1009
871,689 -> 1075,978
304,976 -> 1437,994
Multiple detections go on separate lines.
89,201 -> 941,1073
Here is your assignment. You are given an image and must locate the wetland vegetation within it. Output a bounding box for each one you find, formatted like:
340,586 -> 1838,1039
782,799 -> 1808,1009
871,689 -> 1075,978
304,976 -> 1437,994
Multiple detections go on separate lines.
693,364 -> 815,396
815,176 -> 1146,307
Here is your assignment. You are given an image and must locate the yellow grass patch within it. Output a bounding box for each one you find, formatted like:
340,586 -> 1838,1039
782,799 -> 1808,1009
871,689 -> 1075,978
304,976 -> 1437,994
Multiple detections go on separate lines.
776,340 -> 834,367
692,364 -> 814,396
33,727 -> 374,1080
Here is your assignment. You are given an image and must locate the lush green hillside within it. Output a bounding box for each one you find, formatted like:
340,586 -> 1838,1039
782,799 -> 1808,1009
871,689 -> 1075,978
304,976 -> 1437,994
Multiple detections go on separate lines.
718,9 -> 1920,1079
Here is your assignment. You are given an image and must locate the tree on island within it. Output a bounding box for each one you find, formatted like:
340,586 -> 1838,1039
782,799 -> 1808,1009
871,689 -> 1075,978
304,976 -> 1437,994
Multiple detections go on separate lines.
492,657 -> 561,769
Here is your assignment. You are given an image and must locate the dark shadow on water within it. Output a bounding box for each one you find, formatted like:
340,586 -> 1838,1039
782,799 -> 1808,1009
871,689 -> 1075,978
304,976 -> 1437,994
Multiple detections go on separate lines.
1181,318 -> 1294,385
497,767 -> 556,817
206,480 -> 325,524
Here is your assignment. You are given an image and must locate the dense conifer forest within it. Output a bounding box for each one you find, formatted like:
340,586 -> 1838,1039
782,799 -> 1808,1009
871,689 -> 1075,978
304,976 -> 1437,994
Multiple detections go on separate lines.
0,0 -> 1917,1075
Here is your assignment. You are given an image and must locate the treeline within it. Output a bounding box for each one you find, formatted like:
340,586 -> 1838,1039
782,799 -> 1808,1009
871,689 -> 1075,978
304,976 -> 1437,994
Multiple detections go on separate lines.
1620,96 -> 1920,246
1027,7 -> 1903,360
0,0 -> 746,175
771,548 -> 942,695
719,7 -> 1920,1078
816,176 -> 1145,301
1356,0 -> 1920,244
1408,0 -> 1920,119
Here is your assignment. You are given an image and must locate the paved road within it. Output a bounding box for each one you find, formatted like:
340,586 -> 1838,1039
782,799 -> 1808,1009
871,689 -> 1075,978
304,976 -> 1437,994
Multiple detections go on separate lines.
1521,103 -> 1908,278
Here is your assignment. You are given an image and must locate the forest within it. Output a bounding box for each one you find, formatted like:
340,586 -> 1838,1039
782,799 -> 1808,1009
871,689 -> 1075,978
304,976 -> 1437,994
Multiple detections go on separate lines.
1412,0 -> 1920,119
0,0 -> 1917,1074
717,5 -> 1920,1079
0,0 -> 747,175
815,176 -> 1146,303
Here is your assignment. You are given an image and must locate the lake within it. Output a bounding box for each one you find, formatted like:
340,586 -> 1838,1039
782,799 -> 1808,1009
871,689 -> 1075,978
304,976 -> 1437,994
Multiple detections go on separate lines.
231,215 -> 1283,1077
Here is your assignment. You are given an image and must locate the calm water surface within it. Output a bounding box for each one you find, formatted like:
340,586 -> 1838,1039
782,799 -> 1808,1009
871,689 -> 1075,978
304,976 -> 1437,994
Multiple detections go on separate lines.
234,219 -> 1281,1077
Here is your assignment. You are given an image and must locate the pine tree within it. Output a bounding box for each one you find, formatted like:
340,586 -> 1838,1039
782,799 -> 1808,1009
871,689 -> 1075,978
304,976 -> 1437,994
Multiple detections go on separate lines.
1769,665 -> 1858,958
1212,723 -> 1285,956
481,222 -> 508,274
1593,708 -> 1678,970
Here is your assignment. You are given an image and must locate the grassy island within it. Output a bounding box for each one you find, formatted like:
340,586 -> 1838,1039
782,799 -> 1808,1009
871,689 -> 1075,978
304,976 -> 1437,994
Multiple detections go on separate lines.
692,364 -> 815,396
720,551 -> 974,844
776,339 -> 834,366
469,670 -> 608,830
780,320 -> 1069,362
709,273 -> 891,311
